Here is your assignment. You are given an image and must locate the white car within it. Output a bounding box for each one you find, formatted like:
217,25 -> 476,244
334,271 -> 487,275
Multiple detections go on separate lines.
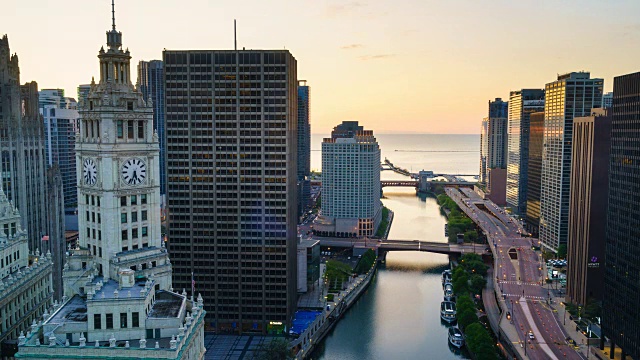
528,331 -> 535,340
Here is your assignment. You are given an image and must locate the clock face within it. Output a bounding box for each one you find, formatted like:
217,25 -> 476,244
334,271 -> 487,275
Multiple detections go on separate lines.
83,158 -> 97,186
121,158 -> 147,186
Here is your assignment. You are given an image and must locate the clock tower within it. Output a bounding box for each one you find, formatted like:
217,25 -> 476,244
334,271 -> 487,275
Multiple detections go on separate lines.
72,1 -> 171,292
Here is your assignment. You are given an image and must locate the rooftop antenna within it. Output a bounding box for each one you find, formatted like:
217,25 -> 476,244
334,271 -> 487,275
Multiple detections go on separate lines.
234,19 -> 237,51
111,0 -> 116,30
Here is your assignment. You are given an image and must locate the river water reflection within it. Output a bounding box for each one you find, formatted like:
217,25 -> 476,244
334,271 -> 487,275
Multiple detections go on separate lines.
310,188 -> 470,360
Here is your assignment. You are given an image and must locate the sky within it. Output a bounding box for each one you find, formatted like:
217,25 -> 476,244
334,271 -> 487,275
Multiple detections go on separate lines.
2,0 -> 640,134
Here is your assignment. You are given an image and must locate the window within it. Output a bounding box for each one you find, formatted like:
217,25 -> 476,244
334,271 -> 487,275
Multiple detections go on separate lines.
127,101 -> 134,111
94,314 -> 101,329
106,313 -> 113,329
97,214 -> 101,223
127,121 -> 134,139
99,247 -> 102,257
132,212 -> 138,223
120,313 -> 128,328
97,197 -> 101,207
121,230 -> 128,240
142,227 -> 148,237
121,213 -> 127,224
138,121 -> 144,139
132,312 -> 139,328
132,228 -> 138,238
117,121 -> 123,138
120,196 -> 127,206
141,210 -> 147,221
141,194 -> 147,205
91,196 -> 95,206
131,195 -> 137,205
98,230 -> 102,241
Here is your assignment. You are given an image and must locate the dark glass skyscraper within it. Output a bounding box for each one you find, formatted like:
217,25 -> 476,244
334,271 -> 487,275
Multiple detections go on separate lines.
297,80 -> 311,219
525,112 -> 544,235
506,89 -> 544,215
603,71 -> 640,359
138,60 -> 166,195
163,50 -> 298,334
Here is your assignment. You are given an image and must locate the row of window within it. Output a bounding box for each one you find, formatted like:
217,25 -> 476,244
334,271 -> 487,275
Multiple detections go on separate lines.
93,312 -> 139,330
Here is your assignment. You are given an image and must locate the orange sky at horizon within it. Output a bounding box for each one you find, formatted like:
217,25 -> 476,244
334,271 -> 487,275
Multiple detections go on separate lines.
2,0 -> 639,134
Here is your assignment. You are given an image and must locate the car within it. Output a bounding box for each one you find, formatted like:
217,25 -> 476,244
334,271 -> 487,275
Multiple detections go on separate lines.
528,331 -> 534,340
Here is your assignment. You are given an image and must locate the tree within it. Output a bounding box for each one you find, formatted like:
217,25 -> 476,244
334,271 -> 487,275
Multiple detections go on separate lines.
252,338 -> 293,360
469,274 -> 487,295
464,230 -> 479,243
458,308 -> 478,330
557,244 -> 567,259
465,323 -> 498,360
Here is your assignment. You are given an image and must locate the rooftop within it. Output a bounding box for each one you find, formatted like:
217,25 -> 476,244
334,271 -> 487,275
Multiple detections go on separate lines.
148,291 -> 184,318
290,310 -> 321,335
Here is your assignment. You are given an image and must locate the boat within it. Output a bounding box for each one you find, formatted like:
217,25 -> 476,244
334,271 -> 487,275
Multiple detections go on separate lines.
448,326 -> 465,348
440,301 -> 457,323
442,269 -> 452,285
443,282 -> 454,301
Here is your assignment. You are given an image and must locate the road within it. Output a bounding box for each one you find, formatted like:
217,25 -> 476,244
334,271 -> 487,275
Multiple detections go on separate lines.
446,187 -> 582,360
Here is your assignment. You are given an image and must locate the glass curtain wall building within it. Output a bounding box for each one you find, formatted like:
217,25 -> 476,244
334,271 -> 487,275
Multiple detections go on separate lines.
506,89 -> 544,215
163,50 -> 298,334
297,80 -> 311,219
525,112 -> 544,235
479,98 -> 508,187
539,72 -> 603,252
603,71 -> 640,360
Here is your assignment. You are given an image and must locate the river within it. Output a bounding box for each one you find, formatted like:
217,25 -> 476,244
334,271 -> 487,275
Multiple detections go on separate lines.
308,133 -> 478,360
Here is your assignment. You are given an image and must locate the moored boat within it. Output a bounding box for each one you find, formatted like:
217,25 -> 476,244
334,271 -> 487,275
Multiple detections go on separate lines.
448,326 -> 465,348
440,301 -> 457,323
443,282 -> 454,301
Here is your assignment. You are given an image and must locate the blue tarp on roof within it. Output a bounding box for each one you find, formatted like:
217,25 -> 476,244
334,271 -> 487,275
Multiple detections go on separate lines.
290,310 -> 321,335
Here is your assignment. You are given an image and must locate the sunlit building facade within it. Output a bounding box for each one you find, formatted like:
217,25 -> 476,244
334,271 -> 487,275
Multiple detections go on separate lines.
525,112 -> 544,235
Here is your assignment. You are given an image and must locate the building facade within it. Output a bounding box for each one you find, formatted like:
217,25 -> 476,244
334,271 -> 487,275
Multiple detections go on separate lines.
0,188 -> 53,358
137,60 -> 166,195
525,112 -> 544,235
17,8 -> 205,359
603,71 -> 640,360
164,49 -> 298,334
539,72 -> 603,252
566,109 -> 610,306
40,90 -> 80,207
602,91 -> 613,109
76,84 -> 91,109
297,80 -> 311,220
506,89 -> 544,215
316,121 -> 382,237
479,98 -> 508,187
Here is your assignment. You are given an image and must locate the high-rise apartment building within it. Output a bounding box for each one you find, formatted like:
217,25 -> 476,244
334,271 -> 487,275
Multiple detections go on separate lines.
18,7 -> 205,358
603,71 -> 640,360
479,98 -> 508,186
76,84 -> 91,107
164,49 -> 298,334
525,112 -> 544,235
297,80 -> 311,219
566,108 -> 610,306
539,72 -> 603,252
316,121 -> 382,237
506,89 -> 544,215
0,35 -> 50,258
137,60 -> 166,195
40,89 -> 80,207
602,91 -> 613,109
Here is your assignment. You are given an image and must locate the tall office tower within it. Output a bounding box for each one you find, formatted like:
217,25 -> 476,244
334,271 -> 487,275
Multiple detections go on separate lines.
602,91 -> 613,109
164,49 -> 298,334
506,89 -> 544,215
18,5 -> 205,358
525,112 -> 544,235
603,71 -> 640,360
137,60 -> 166,195
46,164 -> 66,301
0,36 -> 49,256
297,80 -> 311,220
77,84 -> 91,107
317,121 -> 382,237
539,72 -> 603,252
0,188 -> 53,358
40,90 -> 80,207
479,98 -> 508,186
566,108 -> 610,306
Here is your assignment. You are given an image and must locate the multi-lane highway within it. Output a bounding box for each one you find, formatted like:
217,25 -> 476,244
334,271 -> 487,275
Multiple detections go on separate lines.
446,187 -> 582,360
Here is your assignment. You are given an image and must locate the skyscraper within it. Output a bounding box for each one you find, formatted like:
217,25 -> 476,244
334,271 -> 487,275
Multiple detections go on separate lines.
18,4 -> 205,358
316,121 -> 382,237
479,98 -> 508,187
525,112 -> 544,235
77,84 -> 91,107
602,91 -> 613,109
603,71 -> 640,360
0,35 -> 49,258
137,60 -> 166,195
566,108 -> 610,306
40,89 -> 80,207
539,72 -> 603,252
506,89 -> 544,215
297,80 -> 311,219
164,49 -> 298,333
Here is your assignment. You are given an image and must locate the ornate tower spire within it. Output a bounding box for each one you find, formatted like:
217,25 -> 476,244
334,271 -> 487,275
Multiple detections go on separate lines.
111,0 -> 116,30
106,0 -> 122,50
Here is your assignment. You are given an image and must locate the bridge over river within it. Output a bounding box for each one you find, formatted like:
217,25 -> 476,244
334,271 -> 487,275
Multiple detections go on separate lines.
316,238 -> 488,256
